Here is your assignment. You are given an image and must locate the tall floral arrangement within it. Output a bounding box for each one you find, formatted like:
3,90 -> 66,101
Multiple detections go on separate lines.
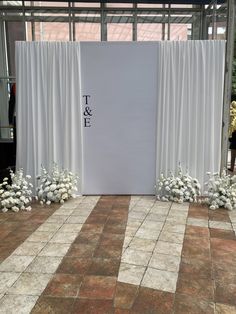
0,169 -> 33,212
205,169 -> 236,210
36,163 -> 78,205
156,167 -> 201,203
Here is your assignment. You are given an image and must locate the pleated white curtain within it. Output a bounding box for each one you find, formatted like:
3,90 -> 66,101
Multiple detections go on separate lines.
156,40 -> 225,190
15,42 -> 82,194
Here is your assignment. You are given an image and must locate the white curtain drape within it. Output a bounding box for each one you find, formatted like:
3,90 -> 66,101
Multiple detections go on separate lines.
156,41 -> 225,190
15,42 -> 82,193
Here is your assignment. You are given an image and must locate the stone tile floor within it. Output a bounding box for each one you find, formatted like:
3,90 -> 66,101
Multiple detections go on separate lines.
0,195 -> 236,313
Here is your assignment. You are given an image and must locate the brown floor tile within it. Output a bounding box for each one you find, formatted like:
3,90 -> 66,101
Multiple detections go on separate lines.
213,269 -> 236,285
93,207 -> 112,214
115,309 -> 131,314
182,240 -> 211,260
94,244 -> 122,259
103,224 -> 126,235
99,233 -> 125,247
212,252 -> 236,274
185,225 -> 210,238
188,206 -> 209,220
43,273 -> 83,297
87,258 -> 120,276
131,287 -> 174,314
16,223 -> 41,232
176,275 -> 214,301
179,257 -> 212,279
114,282 -> 138,309
86,215 -> 108,225
211,238 -> 236,254
215,303 -> 236,314
67,243 -> 96,258
215,281 -> 236,306
74,232 -> 101,245
210,228 -> 236,240
174,294 -> 214,314
57,257 -> 93,275
209,210 -> 231,222
81,224 -> 104,233
31,296 -> 75,314
79,276 -> 117,299
0,229 -> 11,240
72,299 -> 114,314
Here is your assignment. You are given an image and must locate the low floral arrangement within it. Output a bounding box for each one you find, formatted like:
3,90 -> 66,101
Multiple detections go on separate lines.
204,169 -> 236,210
0,169 -> 33,212
36,163 -> 78,205
156,167 -> 201,203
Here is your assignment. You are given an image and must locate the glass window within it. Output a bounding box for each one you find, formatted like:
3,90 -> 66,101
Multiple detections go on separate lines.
107,23 -> 132,41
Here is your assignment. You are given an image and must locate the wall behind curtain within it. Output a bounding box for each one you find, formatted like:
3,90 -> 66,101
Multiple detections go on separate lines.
156,41 -> 225,191
15,42 -> 82,193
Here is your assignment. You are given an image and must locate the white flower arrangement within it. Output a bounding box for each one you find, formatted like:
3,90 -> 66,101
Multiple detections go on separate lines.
36,163 -> 78,205
156,167 -> 201,203
0,169 -> 33,212
204,169 -> 236,210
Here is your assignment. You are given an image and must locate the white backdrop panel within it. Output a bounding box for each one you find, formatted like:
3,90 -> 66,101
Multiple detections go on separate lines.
80,42 -> 158,195
156,41 -> 225,190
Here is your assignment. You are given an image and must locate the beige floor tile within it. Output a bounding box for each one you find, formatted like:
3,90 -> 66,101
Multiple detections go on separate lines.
125,226 -> 139,237
38,243 -> 71,257
52,209 -> 74,216
135,228 -> 160,240
59,223 -> 83,233
0,256 -> 35,273
37,223 -> 63,232
129,237 -> 156,252
149,253 -> 181,272
25,256 -> 63,274
209,221 -> 232,231
66,215 -> 88,224
162,223 -> 186,234
8,273 -> 52,296
152,202 -> 171,209
154,241 -> 182,256
131,206 -> 151,213
49,231 -> 78,244
26,231 -> 55,243
145,213 -> 167,222
12,242 -> 46,256
141,221 -> 164,230
60,203 -> 80,210
141,267 -> 178,293
168,210 -> 188,218
159,231 -> 184,244
128,211 -> 147,220
46,215 -> 69,224
187,218 -> 208,227
150,207 -> 170,215
122,248 -> 152,266
126,220 -> 143,228
166,216 -> 187,224
0,295 -> 38,314
123,236 -> 133,248
118,263 -> 146,285
0,272 -> 21,294
170,203 -> 189,210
